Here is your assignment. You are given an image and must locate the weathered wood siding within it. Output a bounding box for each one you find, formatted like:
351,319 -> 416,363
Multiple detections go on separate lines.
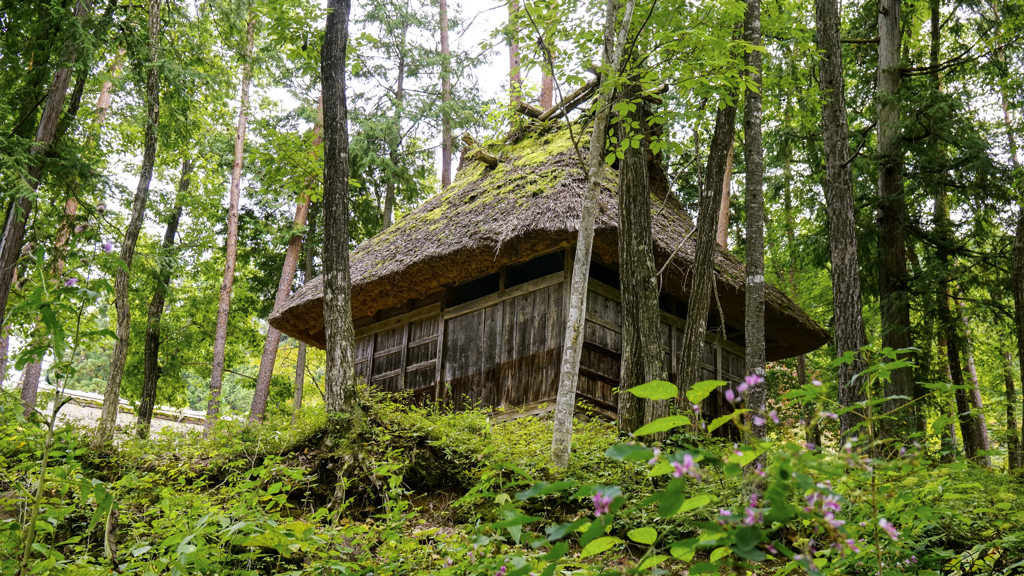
350,256 -> 747,421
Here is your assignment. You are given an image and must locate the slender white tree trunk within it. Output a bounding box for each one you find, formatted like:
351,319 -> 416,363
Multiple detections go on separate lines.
551,0 -> 636,468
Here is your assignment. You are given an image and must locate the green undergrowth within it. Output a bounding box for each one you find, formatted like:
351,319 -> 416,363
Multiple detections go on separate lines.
3,381 -> 1024,575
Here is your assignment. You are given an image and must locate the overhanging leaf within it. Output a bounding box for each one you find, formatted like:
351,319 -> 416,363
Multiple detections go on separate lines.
580,536 -> 621,558
634,415 -> 691,436
628,380 -> 678,400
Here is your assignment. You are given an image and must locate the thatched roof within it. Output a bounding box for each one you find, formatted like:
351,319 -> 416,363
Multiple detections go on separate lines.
269,125 -> 829,361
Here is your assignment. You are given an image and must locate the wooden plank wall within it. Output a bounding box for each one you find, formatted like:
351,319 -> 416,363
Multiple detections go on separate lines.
350,268 -> 747,421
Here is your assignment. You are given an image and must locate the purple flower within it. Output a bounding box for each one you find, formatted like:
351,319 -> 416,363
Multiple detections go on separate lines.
495,565 -> 507,576
768,410 -> 779,424
744,374 -> 764,388
844,538 -> 860,553
648,448 -> 661,465
766,543 -> 777,554
822,494 -> 841,513
672,453 -> 701,480
444,558 -> 453,567
879,518 -> 899,541
812,379 -> 823,387
102,242 -> 114,253
97,202 -> 107,213
65,277 -> 78,287
743,505 -> 763,526
823,511 -> 845,528
725,389 -> 737,403
592,492 -> 613,517
820,411 -> 839,420
691,403 -> 701,414
804,442 -> 816,451
753,415 -> 765,426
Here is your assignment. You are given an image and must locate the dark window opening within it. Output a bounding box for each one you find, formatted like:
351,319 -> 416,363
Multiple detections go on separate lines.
588,260 -> 620,290
659,294 -> 675,314
449,272 -> 500,307
507,251 -> 564,288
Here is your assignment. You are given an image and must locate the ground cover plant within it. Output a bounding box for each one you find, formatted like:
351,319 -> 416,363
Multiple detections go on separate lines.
3,351 -> 1024,575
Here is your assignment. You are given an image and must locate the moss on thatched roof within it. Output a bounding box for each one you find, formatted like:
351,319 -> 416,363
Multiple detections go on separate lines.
269,124 -> 829,361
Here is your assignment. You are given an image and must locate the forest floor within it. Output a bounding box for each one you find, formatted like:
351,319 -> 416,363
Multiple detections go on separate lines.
2,387 -> 1024,575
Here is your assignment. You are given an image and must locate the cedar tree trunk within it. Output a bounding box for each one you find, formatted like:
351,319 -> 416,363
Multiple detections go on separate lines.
136,157 -> 191,438
439,0 -> 452,189
207,18 -> 254,431
1005,350 -> 1022,468
322,0 -> 359,414
294,201 -> 319,420
0,1 -> 90,352
508,0 -> 522,102
617,81 -> 665,433
877,0 -> 914,426
96,0 -> 161,445
678,105 -> 737,395
815,0 -> 868,437
382,5 -> 409,230
251,106 -> 322,421
743,0 -> 767,444
716,143 -> 733,248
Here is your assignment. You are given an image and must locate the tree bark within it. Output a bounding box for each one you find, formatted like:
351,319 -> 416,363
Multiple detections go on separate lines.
877,0 -> 914,426
958,302 -> 991,465
0,1 -> 90,346
382,4 -> 409,230
20,360 -> 42,419
136,157 -> 191,438
508,0 -> 522,103
678,105 -> 737,398
96,0 -> 161,445
617,81 -> 665,434
541,72 -> 554,109
293,202 -> 318,422
439,0 -> 452,189
322,0 -> 358,415
551,0 -> 635,468
716,143 -> 734,248
1004,350 -> 1022,468
815,0 -> 868,437
743,0 -> 767,446
94,49 -> 124,128
251,104 -> 323,421
206,18 -> 254,431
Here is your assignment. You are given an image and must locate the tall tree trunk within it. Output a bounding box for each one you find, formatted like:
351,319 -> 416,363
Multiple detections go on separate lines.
94,49 -> 124,128
293,202 -> 318,422
96,0 -> 161,445
251,104 -> 322,421
617,81 -> 664,434
743,0 -> 767,446
439,0 -> 452,189
136,157 -> 191,438
206,18 -> 254,431
678,104 -> 737,398
1005,350 -> 1022,468
541,72 -> 554,109
382,9 -> 408,231
0,1 -> 91,356
551,0 -> 635,468
716,143 -> 734,248
1001,32 -> 1024,472
815,0 -> 868,437
958,302 -> 991,465
937,334 -> 959,461
877,0 -> 914,427
20,361 -> 42,419
507,0 -> 522,102
939,289 -> 980,460
322,0 -> 358,415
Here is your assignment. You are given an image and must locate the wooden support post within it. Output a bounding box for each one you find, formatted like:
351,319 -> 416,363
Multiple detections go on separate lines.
461,132 -> 499,168
434,289 -> 447,404
515,101 -> 544,118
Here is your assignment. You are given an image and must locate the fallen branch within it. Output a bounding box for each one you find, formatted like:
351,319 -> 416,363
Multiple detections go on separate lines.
537,77 -> 600,122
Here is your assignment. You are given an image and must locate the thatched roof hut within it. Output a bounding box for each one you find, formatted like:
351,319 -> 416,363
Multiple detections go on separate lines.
269,124 -> 828,417
273,126 -> 826,351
